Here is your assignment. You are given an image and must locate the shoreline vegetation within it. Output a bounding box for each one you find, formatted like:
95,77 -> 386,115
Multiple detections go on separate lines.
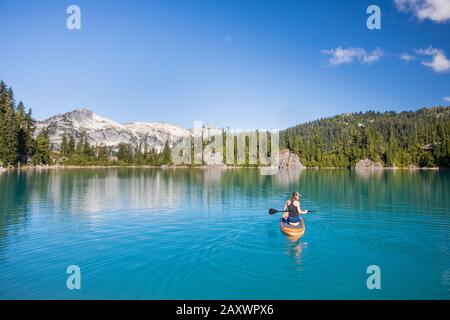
1,80 -> 449,171
0,163 -> 442,172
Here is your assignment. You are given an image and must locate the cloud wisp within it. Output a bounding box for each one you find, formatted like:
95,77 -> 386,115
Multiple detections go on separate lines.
444,97 -> 450,102
321,47 -> 383,66
400,53 -> 416,62
395,0 -> 450,23
322,46 -> 449,73
416,47 -> 450,73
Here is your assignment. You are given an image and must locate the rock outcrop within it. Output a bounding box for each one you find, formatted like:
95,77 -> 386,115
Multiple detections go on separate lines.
278,149 -> 304,170
355,159 -> 383,170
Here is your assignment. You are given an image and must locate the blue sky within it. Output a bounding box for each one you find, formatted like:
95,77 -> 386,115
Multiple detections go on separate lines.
0,0 -> 449,129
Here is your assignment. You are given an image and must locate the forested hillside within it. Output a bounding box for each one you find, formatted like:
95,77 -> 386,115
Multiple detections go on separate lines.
2,78 -> 449,169
0,81 -> 52,167
280,107 -> 450,168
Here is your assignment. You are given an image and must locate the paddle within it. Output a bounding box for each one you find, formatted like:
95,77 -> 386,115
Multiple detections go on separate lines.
268,208 -> 316,215
268,208 -> 287,215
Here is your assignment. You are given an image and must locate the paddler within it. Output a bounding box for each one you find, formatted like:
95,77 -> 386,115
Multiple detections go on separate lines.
282,192 -> 308,226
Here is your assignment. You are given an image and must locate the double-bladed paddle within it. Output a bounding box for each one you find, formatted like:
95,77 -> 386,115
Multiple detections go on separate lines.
268,208 -> 316,215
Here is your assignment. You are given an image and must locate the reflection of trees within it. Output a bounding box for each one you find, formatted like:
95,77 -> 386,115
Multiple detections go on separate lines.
0,171 -> 37,256
0,168 -> 448,255
3,168 -> 448,217
300,169 -> 449,215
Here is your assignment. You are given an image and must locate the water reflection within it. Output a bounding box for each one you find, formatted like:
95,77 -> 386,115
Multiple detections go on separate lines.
354,167 -> 384,178
0,168 -> 449,225
0,171 -> 34,256
0,168 -> 449,299
1,168 -> 449,213
272,169 -> 302,186
285,238 -> 308,267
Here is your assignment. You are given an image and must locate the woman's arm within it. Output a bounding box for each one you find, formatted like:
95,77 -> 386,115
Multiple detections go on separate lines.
283,200 -> 289,212
297,201 -> 308,214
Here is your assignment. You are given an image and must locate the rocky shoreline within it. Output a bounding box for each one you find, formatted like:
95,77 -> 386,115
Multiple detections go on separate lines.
0,154 -> 441,172
0,164 -> 441,172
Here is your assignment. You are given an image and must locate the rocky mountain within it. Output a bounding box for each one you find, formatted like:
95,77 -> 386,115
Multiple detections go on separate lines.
35,109 -> 190,152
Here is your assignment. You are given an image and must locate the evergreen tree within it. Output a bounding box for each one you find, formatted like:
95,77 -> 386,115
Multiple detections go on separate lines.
67,135 -> 76,155
135,144 -> 144,165
83,137 -> 94,157
146,147 -> 157,165
16,101 -> 28,163
96,145 -> 108,160
0,95 -> 19,166
24,108 -> 35,158
60,134 -> 68,156
34,129 -> 51,165
117,143 -> 133,164
76,134 -> 85,155
158,140 -> 172,165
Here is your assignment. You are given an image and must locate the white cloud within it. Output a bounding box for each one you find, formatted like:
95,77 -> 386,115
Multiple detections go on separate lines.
400,53 -> 416,62
363,48 -> 384,64
395,0 -> 450,23
321,47 -> 383,66
444,96 -> 450,102
416,47 -> 450,72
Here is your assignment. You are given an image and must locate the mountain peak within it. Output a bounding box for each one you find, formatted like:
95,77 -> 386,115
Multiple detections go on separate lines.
72,107 -> 94,113
67,108 -> 95,117
35,108 -> 189,152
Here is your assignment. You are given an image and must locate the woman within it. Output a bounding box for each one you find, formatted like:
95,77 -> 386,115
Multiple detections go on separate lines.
282,192 -> 308,226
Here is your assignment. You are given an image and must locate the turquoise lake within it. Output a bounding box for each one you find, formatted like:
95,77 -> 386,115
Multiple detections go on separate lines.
0,168 -> 449,299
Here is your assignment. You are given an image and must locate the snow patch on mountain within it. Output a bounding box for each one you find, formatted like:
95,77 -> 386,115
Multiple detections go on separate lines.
35,109 -> 190,152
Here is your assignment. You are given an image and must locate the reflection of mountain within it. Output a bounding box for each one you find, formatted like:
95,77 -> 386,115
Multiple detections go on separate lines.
43,168 -> 231,215
47,169 -> 184,214
1,168 -> 448,222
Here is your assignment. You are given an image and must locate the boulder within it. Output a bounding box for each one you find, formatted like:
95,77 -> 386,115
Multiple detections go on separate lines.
278,149 -> 304,170
355,159 -> 383,170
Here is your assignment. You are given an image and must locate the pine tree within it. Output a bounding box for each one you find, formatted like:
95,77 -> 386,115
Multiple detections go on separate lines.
76,134 -> 85,155
34,129 -> 51,165
25,108 -> 35,158
60,134 -> 68,156
135,143 -> 144,165
67,135 -> 76,155
16,101 -> 28,163
147,147 -> 157,165
97,145 -> 108,160
0,94 -> 19,166
159,140 -> 172,165
83,137 -> 94,157
117,143 -> 133,164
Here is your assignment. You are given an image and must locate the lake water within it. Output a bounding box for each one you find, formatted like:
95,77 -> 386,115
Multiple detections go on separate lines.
0,168 -> 449,299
